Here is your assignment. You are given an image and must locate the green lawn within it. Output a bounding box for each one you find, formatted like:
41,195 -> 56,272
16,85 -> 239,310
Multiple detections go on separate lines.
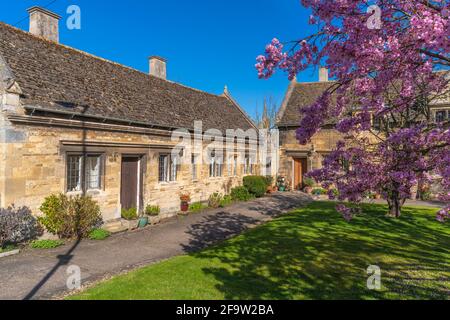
70,201 -> 450,300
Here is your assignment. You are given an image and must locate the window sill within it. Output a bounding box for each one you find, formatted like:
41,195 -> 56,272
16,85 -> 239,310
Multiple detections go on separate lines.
66,189 -> 102,196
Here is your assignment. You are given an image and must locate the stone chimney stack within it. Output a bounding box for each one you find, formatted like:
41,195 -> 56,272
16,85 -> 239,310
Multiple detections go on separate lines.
149,56 -> 167,80
319,67 -> 329,82
28,6 -> 61,43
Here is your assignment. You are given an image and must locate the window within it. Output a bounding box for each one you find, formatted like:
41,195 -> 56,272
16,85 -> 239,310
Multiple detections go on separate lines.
244,155 -> 253,175
159,154 -> 178,182
209,155 -> 223,178
233,156 -> 238,176
191,154 -> 198,181
66,154 -> 103,192
435,110 -> 448,123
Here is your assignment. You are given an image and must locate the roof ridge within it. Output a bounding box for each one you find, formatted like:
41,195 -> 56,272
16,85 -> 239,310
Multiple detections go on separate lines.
0,22 -> 226,100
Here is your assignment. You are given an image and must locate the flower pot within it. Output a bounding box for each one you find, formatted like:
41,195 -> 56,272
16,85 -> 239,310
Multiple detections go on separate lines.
304,187 -> 313,194
180,201 -> 189,212
279,186 -> 286,192
138,217 -> 148,228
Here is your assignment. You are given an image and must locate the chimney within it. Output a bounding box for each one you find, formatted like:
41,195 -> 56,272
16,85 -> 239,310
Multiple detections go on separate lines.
319,67 -> 329,82
149,56 -> 167,80
28,6 -> 61,43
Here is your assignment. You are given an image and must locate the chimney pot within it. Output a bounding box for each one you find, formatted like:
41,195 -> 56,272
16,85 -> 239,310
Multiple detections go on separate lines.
27,6 -> 61,43
319,67 -> 329,82
149,56 -> 167,80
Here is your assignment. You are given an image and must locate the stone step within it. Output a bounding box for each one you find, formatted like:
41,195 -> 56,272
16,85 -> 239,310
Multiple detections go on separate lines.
103,220 -> 128,234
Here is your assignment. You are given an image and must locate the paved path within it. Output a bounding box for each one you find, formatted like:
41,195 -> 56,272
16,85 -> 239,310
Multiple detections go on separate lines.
0,192 -> 311,300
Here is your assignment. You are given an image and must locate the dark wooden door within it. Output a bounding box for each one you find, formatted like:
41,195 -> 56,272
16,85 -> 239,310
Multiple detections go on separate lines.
294,158 -> 308,190
121,157 -> 139,210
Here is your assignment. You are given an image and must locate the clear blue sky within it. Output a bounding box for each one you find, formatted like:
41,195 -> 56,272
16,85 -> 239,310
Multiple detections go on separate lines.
1,0 -> 319,119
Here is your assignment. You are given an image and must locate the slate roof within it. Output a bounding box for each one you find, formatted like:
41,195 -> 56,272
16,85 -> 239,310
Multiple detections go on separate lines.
0,22 -> 255,132
277,81 -> 335,127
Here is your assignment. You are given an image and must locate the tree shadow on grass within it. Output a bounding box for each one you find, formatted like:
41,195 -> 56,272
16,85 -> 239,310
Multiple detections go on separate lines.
182,212 -> 261,253
186,202 -> 450,300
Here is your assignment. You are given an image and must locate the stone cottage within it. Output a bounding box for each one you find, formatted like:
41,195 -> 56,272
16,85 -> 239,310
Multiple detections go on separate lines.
0,7 -> 261,222
276,68 -> 342,190
277,67 -> 450,192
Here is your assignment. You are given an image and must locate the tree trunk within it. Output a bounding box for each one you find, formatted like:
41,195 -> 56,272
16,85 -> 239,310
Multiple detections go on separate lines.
387,190 -> 404,218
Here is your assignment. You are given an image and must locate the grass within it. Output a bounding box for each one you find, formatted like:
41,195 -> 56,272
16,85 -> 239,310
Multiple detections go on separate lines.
30,240 -> 64,249
89,229 -> 111,241
0,245 -> 18,254
69,202 -> 450,300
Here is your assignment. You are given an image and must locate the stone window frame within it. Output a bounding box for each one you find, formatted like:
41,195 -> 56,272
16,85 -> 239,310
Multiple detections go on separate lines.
65,152 -> 106,193
191,153 -> 199,182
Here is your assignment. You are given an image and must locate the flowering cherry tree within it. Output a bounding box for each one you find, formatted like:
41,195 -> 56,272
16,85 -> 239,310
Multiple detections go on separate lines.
257,0 -> 449,220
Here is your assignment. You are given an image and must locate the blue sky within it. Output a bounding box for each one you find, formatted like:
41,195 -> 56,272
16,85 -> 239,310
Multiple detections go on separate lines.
1,0 -> 319,119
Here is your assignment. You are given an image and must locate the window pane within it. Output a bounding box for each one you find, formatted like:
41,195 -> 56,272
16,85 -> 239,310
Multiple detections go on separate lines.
86,156 -> 101,190
67,155 -> 82,192
192,154 -> 197,180
234,156 -> 237,176
436,110 -> 447,123
170,157 -> 178,181
159,155 -> 168,182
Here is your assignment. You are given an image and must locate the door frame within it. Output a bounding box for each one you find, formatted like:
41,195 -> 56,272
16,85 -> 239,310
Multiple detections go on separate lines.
120,154 -> 145,213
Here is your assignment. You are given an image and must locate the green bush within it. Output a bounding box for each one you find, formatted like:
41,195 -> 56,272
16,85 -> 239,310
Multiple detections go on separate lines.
312,188 -> 327,195
208,193 -> 223,209
145,205 -> 160,216
30,239 -> 64,249
121,207 -> 138,220
39,194 -> 102,239
89,228 -> 111,240
0,244 -> 17,253
189,202 -> 207,212
231,186 -> 252,202
264,176 -> 274,187
304,178 -> 316,188
243,176 -> 268,198
219,195 -> 233,208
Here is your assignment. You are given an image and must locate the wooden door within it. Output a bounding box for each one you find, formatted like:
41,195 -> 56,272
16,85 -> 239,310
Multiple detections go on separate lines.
293,158 -> 308,190
121,157 -> 139,210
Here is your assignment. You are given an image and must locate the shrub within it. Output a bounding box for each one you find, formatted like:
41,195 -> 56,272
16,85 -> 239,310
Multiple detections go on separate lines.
304,178 -> 316,188
145,205 -> 160,216
30,239 -> 64,249
243,176 -> 268,198
0,244 -> 17,253
231,186 -> 252,201
312,188 -> 327,196
219,195 -> 233,208
89,228 -> 111,240
121,207 -> 138,220
189,202 -> 207,212
208,193 -> 223,209
39,194 -> 102,239
0,206 -> 39,248
264,176 -> 274,187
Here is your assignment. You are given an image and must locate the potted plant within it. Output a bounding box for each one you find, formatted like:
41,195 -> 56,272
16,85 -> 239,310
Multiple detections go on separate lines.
145,205 -> 161,225
121,207 -> 139,230
303,178 -> 315,194
180,193 -> 191,212
277,176 -> 287,192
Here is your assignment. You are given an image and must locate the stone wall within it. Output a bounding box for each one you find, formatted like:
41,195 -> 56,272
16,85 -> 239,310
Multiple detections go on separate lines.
0,111 -> 255,222
278,127 -> 342,187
